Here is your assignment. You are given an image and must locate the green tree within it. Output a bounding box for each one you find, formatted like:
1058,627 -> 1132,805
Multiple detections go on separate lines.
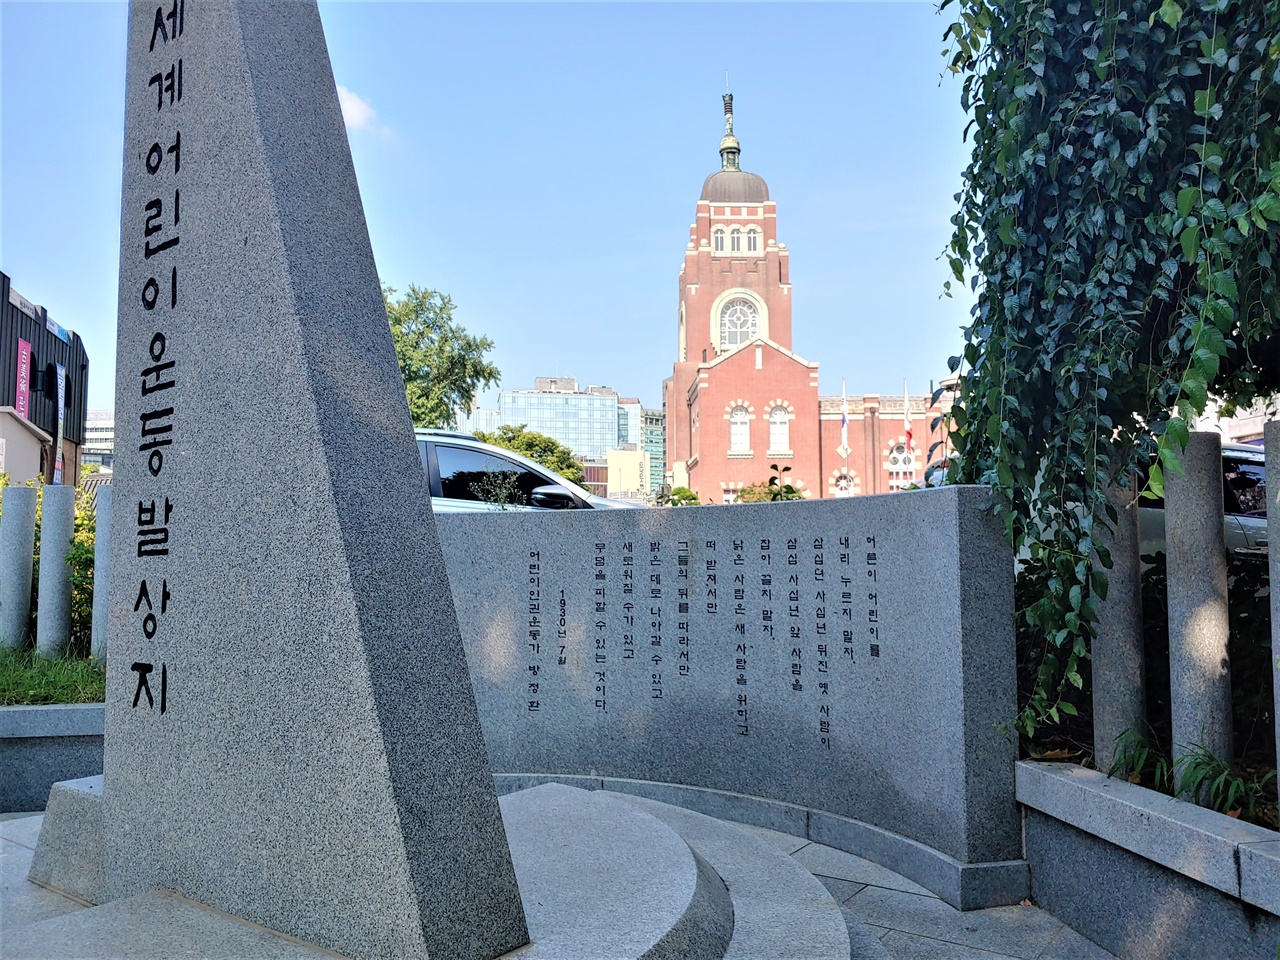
475,424 -> 586,487
942,0 -> 1280,736
384,284 -> 500,428
658,486 -> 701,506
733,464 -> 804,502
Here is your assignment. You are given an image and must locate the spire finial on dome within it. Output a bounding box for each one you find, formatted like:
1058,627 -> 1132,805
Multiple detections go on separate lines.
719,93 -> 740,172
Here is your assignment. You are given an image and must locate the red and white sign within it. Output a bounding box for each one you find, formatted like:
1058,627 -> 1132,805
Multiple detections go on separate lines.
14,339 -> 31,420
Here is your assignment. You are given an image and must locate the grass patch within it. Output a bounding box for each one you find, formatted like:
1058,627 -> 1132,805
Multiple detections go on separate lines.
0,649 -> 106,706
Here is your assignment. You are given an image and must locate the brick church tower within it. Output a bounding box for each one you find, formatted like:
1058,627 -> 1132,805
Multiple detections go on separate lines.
664,95 -> 823,502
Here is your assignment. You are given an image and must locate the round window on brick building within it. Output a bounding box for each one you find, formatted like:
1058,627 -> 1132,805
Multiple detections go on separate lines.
888,443 -> 917,489
729,406 -> 751,453
719,298 -> 759,351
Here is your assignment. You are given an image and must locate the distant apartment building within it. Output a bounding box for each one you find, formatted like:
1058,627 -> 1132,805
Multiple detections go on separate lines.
605,445 -> 651,503
0,271 -> 90,485
82,409 -> 115,469
458,377 -> 652,462
642,408 -> 666,496
581,459 -> 609,498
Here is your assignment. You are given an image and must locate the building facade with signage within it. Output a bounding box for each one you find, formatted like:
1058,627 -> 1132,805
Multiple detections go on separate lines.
663,98 -> 948,503
0,272 -> 89,486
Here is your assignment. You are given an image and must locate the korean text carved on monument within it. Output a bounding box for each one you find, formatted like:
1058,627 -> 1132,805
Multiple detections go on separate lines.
676,540 -> 691,678
131,0 -> 187,719
621,540 -> 636,664
593,541 -> 607,711
528,550 -> 542,712
866,536 -> 881,658
733,538 -> 749,735
649,541 -> 664,700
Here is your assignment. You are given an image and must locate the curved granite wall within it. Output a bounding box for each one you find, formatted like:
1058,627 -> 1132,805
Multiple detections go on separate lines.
437,486 -> 1024,908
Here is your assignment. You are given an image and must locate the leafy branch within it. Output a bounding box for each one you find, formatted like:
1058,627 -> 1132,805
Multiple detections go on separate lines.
941,0 -> 1280,737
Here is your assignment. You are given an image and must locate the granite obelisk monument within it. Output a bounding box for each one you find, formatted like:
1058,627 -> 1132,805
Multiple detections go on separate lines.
104,2 -> 528,957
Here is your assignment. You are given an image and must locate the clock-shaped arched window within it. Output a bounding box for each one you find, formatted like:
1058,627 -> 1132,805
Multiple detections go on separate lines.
719,298 -> 759,351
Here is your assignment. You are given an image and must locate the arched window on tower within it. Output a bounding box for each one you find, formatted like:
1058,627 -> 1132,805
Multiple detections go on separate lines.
747,228 -> 760,253
768,406 -> 790,453
730,228 -> 742,252
713,229 -> 725,253
719,298 -> 759,351
729,406 -> 751,454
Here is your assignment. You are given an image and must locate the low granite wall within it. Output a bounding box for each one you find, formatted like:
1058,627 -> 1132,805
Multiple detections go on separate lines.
437,486 -> 1025,908
1018,762 -> 1280,959
0,704 -> 104,813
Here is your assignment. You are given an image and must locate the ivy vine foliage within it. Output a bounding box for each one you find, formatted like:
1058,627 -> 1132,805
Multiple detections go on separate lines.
941,0 -> 1280,737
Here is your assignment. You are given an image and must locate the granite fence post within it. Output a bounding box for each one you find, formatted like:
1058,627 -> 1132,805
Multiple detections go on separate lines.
1266,420 -> 1280,778
90,485 -> 111,663
1165,431 -> 1232,786
0,486 -> 37,652
1091,480 -> 1145,772
35,485 -> 76,659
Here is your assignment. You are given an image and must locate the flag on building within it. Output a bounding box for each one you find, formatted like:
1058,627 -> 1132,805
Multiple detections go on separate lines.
903,380 -> 913,451
837,379 -> 850,460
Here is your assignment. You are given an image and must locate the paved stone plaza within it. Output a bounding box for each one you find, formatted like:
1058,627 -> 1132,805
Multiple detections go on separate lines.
2,809 -> 1114,960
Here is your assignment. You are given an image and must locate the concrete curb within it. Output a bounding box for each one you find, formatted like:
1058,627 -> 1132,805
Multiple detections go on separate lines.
1016,761 -> 1279,916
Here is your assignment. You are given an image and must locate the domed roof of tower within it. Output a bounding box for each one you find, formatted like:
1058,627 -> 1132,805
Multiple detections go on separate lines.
701,169 -> 770,202
700,93 -> 768,202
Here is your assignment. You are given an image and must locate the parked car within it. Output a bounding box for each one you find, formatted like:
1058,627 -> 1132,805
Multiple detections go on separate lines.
415,429 -> 636,513
924,444 -> 1268,558
1138,441 -> 1267,559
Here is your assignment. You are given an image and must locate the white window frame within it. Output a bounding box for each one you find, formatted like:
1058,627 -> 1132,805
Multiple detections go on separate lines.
728,405 -> 751,455
767,405 -> 790,455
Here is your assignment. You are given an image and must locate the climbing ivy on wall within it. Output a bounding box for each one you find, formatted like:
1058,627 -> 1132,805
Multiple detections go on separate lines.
941,0 -> 1280,736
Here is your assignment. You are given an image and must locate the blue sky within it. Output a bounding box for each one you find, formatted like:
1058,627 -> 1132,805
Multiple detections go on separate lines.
2,2 -> 975,412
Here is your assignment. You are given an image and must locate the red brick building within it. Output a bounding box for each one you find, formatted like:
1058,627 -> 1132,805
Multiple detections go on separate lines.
663,96 -> 949,503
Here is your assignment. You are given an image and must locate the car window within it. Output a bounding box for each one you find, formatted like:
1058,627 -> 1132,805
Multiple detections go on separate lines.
1224,458 -> 1266,517
435,445 -> 553,507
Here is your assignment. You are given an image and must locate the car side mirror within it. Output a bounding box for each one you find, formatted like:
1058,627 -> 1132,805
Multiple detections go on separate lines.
530,484 -> 577,509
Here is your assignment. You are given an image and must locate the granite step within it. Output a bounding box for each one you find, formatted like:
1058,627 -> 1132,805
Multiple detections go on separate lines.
2,889 -> 339,959
498,782 -> 735,959
611,793 -> 867,960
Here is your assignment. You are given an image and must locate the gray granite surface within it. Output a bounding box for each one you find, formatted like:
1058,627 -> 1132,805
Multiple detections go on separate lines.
1238,838 -> 1280,916
0,731 -> 103,815
0,704 -> 104,738
1026,809 -> 1280,960
437,485 -> 1019,874
28,776 -> 103,905
498,783 -> 733,960
3,890 -> 344,959
96,2 -> 526,957
2,832 -> 85,933
0,486 -> 37,651
34,485 -> 75,658
89,486 -> 111,663
1016,760 -> 1279,905
615,794 -> 854,960
1091,481 -> 1145,772
5,802 -> 1116,960
1165,431 -> 1233,775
